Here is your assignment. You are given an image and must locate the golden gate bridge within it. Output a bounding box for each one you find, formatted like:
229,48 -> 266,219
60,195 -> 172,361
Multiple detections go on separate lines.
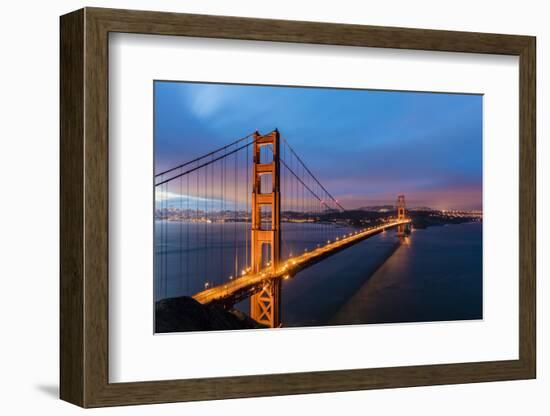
155,129 -> 410,328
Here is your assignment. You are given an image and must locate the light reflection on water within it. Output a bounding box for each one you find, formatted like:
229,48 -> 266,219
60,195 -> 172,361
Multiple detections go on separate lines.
154,221 -> 354,302
155,221 -> 482,327
343,221 -> 482,325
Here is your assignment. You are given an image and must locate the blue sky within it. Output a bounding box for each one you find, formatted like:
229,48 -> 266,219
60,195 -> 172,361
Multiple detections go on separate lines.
154,81 -> 482,210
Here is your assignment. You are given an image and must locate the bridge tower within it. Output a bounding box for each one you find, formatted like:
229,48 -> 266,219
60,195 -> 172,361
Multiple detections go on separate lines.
396,194 -> 407,236
250,130 -> 281,328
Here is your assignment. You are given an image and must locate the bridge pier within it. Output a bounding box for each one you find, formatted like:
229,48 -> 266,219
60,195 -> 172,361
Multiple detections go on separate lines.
397,194 -> 408,237
251,280 -> 281,328
250,130 -> 282,328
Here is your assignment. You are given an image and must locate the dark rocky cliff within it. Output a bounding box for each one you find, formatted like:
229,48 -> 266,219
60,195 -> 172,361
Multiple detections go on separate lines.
155,296 -> 266,333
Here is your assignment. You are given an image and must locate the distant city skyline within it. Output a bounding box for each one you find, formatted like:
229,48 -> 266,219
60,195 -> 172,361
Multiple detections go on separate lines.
155,81 -> 482,211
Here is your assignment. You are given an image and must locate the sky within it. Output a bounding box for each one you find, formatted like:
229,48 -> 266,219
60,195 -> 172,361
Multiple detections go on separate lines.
154,81 -> 482,211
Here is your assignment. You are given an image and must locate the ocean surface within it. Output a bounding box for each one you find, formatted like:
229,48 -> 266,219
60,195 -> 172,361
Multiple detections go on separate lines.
285,222 -> 483,327
155,221 -> 482,326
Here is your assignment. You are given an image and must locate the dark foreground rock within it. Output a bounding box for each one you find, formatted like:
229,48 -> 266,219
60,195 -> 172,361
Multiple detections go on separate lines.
155,296 -> 266,333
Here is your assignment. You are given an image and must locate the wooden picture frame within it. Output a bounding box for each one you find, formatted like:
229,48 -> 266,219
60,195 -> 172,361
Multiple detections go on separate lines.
60,7 -> 536,408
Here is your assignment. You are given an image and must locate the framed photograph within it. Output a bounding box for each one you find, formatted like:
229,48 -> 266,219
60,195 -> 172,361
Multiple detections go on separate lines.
60,7 -> 536,407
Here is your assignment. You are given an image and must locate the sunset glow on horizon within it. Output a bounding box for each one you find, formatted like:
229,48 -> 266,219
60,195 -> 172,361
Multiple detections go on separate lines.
155,81 -> 482,211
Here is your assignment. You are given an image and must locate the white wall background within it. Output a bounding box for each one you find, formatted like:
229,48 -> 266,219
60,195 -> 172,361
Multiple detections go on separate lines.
0,0 -> 546,414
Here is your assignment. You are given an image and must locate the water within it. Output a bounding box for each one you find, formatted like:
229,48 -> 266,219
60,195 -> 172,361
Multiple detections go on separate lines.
155,221 -> 482,327
328,222 -> 483,326
280,228 -> 400,326
154,221 -> 354,302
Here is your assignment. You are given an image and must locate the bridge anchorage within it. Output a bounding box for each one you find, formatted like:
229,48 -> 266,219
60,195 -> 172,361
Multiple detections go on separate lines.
156,128 -> 412,329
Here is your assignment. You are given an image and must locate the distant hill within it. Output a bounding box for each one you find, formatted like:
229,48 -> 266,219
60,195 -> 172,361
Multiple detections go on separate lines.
357,205 -> 395,212
408,206 -> 435,212
357,205 -> 437,212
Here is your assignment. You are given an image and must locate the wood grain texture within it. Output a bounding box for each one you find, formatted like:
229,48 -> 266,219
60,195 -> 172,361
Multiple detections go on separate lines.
59,8 -> 84,407
83,10 -> 110,406
518,38 -> 536,375
89,7 -> 532,54
59,7 -> 537,408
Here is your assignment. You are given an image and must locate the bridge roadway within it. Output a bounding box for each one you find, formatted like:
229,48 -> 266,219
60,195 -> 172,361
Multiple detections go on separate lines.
193,218 -> 411,306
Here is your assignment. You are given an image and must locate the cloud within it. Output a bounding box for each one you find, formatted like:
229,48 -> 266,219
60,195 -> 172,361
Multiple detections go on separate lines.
336,184 -> 482,210
155,190 -> 218,204
158,82 -> 482,210
155,190 -> 183,202
188,85 -> 225,118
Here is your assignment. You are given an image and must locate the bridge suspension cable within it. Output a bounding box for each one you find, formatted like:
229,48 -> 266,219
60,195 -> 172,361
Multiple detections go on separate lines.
154,129 -> 355,305
264,139 -> 345,212
155,133 -> 258,187
155,131 -> 256,179
281,138 -> 346,212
